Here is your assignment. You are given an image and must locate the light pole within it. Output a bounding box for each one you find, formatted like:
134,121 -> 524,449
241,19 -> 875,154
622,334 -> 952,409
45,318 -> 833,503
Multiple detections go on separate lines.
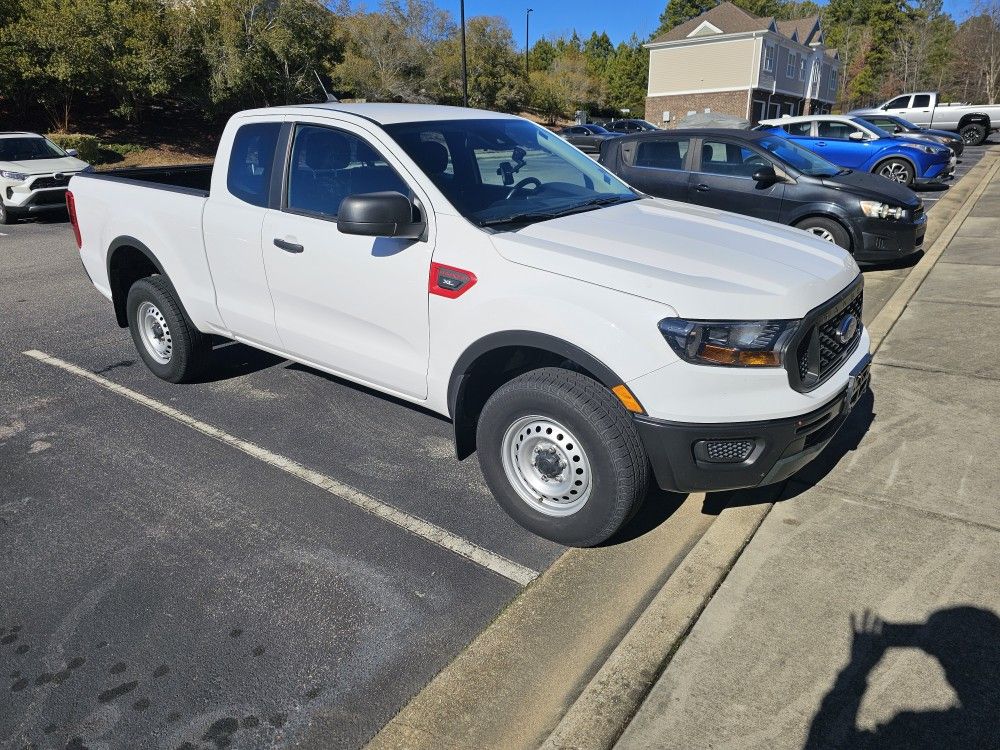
525,8 -> 533,78
460,0 -> 468,107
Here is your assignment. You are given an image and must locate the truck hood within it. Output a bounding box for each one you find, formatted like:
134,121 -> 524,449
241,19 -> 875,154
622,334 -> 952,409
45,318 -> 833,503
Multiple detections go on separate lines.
490,198 -> 859,320
1,156 -> 90,175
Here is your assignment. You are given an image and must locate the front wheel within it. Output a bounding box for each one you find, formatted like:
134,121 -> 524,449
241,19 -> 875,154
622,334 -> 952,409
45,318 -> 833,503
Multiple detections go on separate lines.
126,275 -> 209,383
960,123 -> 987,147
874,158 -> 915,186
795,217 -> 851,251
476,368 -> 649,547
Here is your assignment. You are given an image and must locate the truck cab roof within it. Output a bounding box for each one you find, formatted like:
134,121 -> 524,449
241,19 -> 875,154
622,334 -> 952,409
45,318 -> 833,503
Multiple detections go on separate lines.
240,102 -> 520,126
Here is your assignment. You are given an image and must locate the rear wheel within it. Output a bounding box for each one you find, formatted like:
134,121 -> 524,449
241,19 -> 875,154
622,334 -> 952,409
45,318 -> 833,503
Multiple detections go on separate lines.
126,275 -> 209,383
795,217 -> 851,252
874,158 -> 915,186
960,123 -> 987,147
476,367 -> 649,547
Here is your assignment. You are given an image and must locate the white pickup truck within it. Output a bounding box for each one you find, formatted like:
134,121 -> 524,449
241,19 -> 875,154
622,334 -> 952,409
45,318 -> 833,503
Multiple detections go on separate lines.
857,91 -> 1000,146
69,103 -> 871,546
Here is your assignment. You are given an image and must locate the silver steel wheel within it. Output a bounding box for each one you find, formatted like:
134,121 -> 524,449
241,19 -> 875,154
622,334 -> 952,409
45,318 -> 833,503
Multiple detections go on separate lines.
806,226 -> 835,242
501,415 -> 593,517
137,301 -> 172,364
878,161 -> 910,183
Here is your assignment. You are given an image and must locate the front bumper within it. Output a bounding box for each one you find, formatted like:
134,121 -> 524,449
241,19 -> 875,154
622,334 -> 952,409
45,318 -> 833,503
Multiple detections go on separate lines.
854,213 -> 926,262
635,354 -> 872,493
915,157 -> 955,184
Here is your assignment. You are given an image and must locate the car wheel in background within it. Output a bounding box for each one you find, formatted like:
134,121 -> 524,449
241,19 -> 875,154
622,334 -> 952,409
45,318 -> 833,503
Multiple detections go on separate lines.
476,367 -> 649,547
126,275 -> 209,383
0,200 -> 15,225
795,217 -> 851,252
874,158 -> 915,186
960,123 -> 987,147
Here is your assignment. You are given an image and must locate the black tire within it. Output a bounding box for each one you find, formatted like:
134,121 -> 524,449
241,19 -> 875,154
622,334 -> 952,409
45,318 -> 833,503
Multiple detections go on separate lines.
126,275 -> 209,383
795,216 -> 851,252
476,367 -> 650,547
0,200 -> 16,225
873,158 -> 915,186
960,123 -> 987,147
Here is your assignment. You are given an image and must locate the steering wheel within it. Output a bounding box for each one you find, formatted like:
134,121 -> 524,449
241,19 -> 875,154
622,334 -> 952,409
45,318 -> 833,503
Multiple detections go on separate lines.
505,177 -> 542,200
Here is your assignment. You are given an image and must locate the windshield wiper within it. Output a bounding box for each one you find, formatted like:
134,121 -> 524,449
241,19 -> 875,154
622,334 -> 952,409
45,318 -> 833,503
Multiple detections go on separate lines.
477,195 -> 636,229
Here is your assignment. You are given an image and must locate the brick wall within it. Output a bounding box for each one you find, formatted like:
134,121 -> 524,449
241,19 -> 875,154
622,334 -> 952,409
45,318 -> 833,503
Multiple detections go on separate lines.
646,91 -> 749,128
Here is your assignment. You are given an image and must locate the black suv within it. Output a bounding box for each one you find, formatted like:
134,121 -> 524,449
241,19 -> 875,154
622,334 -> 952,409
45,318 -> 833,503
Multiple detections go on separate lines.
598,129 -> 926,262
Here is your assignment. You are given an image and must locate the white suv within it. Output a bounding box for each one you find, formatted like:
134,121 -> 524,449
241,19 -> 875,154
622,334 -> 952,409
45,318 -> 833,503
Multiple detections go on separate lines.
0,132 -> 92,224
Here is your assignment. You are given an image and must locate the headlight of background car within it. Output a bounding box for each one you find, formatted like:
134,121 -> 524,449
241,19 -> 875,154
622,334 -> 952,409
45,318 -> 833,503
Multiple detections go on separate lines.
658,318 -> 798,367
0,170 -> 28,182
860,200 -> 905,220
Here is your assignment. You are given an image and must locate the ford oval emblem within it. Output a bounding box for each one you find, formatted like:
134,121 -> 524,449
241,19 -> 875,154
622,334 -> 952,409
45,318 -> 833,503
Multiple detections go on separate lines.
836,314 -> 858,345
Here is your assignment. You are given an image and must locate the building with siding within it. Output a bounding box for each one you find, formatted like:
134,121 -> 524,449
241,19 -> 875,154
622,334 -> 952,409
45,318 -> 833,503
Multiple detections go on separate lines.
645,2 -> 840,127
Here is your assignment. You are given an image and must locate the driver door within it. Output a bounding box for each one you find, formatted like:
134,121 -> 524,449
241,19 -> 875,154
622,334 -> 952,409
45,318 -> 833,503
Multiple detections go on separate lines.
261,120 -> 434,399
689,138 -> 784,222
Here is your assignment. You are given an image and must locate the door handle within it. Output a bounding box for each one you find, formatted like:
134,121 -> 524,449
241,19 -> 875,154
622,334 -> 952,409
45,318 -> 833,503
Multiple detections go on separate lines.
695,184 -> 710,192
273,238 -> 304,254
815,141 -> 826,146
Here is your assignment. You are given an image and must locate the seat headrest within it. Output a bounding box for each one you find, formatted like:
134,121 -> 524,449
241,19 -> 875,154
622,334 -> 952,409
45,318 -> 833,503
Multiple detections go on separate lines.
301,130 -> 351,170
408,140 -> 449,176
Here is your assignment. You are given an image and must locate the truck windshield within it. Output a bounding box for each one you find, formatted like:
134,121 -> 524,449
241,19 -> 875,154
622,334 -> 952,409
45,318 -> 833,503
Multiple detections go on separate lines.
757,136 -> 841,177
384,119 -> 636,227
0,137 -> 67,161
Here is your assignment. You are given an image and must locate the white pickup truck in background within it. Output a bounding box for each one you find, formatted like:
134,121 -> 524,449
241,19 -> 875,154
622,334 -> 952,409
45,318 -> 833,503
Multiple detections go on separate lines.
67,103 -> 871,546
858,91 -> 1000,146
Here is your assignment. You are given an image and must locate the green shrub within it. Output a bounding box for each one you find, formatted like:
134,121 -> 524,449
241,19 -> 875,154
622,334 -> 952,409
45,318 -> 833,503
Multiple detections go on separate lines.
46,133 -> 100,164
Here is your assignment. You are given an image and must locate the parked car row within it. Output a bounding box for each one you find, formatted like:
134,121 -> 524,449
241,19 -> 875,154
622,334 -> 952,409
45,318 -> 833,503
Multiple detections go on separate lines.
852,91 -> 1000,146
0,132 -> 93,224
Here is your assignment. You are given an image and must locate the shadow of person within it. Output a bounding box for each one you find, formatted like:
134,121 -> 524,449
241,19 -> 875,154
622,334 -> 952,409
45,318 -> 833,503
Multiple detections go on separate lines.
805,607 -> 1000,750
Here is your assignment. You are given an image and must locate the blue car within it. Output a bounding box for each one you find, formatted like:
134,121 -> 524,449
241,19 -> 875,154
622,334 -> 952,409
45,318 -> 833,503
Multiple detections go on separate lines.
755,115 -> 954,187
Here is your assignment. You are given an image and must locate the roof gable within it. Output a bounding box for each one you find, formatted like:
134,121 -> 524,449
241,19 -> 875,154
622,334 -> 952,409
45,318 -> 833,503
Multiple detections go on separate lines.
650,4 -> 825,49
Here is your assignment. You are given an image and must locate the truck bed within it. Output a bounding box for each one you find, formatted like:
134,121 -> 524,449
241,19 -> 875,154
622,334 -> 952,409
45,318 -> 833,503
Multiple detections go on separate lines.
91,163 -> 213,196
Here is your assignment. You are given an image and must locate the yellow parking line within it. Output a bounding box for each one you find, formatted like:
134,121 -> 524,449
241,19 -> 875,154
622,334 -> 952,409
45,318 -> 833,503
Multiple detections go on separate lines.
23,349 -> 539,587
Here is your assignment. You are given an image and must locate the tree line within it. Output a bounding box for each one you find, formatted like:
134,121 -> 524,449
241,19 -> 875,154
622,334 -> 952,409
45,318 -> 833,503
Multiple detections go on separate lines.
2,0 -> 998,134
0,0 -> 648,133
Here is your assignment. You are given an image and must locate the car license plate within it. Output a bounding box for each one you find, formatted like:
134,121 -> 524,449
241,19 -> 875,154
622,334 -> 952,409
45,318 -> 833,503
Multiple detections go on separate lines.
846,353 -> 872,407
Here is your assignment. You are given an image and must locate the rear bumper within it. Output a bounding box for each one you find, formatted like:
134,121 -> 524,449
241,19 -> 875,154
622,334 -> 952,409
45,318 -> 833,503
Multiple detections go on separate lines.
635,354 -> 872,494
853,213 -> 926,261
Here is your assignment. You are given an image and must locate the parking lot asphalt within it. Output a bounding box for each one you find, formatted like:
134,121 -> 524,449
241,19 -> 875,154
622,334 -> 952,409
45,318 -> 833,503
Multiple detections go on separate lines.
0,148 -> 987,749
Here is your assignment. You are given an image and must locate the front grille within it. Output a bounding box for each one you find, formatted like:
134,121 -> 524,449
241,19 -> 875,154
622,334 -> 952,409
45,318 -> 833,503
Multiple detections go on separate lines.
30,175 -> 71,190
791,280 -> 864,392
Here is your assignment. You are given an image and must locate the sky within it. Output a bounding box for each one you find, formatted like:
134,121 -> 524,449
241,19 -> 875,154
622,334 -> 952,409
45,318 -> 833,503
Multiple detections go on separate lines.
426,0 -> 981,47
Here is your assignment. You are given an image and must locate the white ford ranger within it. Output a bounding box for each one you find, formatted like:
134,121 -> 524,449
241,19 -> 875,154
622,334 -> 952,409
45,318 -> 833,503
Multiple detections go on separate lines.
69,103 -> 871,546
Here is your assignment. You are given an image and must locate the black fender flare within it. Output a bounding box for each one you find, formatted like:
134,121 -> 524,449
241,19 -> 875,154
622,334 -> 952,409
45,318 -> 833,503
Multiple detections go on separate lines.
447,331 -> 627,459
957,112 -> 991,129
107,236 -> 167,326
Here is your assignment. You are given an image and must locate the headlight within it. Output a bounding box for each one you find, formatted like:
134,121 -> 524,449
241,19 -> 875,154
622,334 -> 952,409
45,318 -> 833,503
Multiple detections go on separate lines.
918,144 -> 947,155
658,318 -> 798,367
0,170 -> 28,182
860,200 -> 905,220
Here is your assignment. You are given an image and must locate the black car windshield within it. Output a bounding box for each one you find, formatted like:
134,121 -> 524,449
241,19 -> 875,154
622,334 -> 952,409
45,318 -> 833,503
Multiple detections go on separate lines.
757,136 -> 841,177
0,136 -> 67,161
850,118 -> 895,138
884,115 -> 920,130
384,118 -> 636,227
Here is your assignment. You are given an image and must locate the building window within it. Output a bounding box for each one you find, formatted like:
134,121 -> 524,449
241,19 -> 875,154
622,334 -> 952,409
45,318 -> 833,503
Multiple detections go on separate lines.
786,52 -> 796,79
799,57 -> 807,81
763,44 -> 776,74
829,68 -> 838,91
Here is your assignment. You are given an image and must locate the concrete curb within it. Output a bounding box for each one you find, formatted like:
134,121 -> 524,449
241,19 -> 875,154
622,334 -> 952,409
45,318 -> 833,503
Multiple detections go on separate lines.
867,154 -> 1000,352
540,502 -> 771,750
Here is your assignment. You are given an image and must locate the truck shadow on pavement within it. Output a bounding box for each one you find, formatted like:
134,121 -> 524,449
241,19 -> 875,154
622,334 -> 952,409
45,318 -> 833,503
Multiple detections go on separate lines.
803,607 -> 1000,750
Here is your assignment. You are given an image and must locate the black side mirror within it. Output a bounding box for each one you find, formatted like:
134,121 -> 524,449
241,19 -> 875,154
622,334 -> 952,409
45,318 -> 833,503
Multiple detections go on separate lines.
337,191 -> 425,239
752,165 -> 779,184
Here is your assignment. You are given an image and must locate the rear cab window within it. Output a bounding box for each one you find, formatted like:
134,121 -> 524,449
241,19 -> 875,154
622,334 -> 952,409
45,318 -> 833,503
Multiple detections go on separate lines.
227,122 -> 282,206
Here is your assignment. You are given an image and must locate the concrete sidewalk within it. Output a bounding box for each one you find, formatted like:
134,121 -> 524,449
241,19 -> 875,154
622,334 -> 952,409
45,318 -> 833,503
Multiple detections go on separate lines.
617,165 -> 1000,749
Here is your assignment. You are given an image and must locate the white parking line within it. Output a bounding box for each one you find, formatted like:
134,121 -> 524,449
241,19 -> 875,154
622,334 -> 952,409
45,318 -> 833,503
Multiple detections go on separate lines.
23,349 -> 540,587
